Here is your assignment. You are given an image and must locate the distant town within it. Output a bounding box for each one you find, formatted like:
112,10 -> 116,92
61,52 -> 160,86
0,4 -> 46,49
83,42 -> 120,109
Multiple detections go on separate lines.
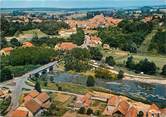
0,5 -> 166,117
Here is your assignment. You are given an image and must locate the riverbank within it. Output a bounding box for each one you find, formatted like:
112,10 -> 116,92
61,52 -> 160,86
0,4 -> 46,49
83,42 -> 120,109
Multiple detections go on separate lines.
123,76 -> 166,85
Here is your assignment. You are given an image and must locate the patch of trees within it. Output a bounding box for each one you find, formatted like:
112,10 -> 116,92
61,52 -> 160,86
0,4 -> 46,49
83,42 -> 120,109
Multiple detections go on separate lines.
89,47 -> 103,60
126,56 -> 157,75
10,38 -> 21,47
0,68 -> 13,82
95,68 -> 116,80
9,47 -> 56,65
1,17 -> 37,36
39,21 -> 69,35
0,38 -> 8,49
31,35 -> 64,47
98,20 -> 153,53
70,28 -> 85,46
161,65 -> 166,76
105,56 -> 116,66
149,31 -> 166,54
64,48 -> 91,72
1,17 -> 69,37
86,76 -> 95,87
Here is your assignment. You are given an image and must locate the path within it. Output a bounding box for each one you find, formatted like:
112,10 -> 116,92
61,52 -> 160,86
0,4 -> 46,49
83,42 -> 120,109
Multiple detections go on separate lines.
138,29 -> 157,54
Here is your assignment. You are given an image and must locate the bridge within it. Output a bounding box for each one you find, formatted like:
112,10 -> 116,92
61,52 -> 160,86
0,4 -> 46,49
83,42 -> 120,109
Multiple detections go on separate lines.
28,61 -> 57,78
0,61 -> 58,111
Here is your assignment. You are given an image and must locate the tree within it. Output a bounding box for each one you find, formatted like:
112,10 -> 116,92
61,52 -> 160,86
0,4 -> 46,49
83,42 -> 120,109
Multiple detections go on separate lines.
161,65 -> 166,76
78,107 -> 86,114
137,111 -> 144,117
10,47 -> 56,65
90,47 -> 103,61
135,58 -> 157,75
149,31 -> 166,54
70,28 -> 85,46
105,56 -> 116,66
86,76 -> 95,87
10,38 -> 21,47
86,108 -> 93,115
0,68 -> 13,82
0,38 -> 8,49
35,81 -> 41,93
117,70 -> 124,79
126,56 -> 135,70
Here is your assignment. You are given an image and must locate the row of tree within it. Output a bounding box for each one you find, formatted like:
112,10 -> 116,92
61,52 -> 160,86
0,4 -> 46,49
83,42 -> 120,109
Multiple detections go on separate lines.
126,56 -> 160,75
98,20 -> 153,53
1,17 -> 69,37
149,31 -> 166,54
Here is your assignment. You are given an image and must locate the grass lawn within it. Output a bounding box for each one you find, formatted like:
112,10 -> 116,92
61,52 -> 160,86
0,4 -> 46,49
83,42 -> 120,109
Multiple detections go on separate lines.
102,49 -> 166,69
22,29 -> 47,37
6,64 -> 41,77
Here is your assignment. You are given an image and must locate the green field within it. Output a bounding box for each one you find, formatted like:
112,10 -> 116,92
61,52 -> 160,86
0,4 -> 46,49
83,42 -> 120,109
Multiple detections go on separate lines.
22,29 -> 47,37
102,49 -> 166,69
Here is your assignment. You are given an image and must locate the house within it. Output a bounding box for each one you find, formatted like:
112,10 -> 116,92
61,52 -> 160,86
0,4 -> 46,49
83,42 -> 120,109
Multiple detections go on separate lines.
11,110 -> 29,117
103,96 -> 121,116
112,100 -> 130,117
0,47 -> 13,56
103,44 -> 110,50
75,93 -> 92,108
59,28 -> 76,38
11,90 -> 51,117
22,42 -> 33,47
125,106 -> 137,117
146,103 -> 161,117
55,42 -> 77,50
84,35 -> 102,47
24,99 -> 41,114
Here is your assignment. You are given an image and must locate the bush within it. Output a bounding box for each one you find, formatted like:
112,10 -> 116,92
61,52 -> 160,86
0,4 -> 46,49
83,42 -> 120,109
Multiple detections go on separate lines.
86,76 -> 95,87
135,58 -> 157,75
105,56 -> 116,66
78,107 -> 86,114
117,70 -> 124,79
95,68 -> 116,80
0,68 -> 13,82
86,108 -> 93,115
161,65 -> 166,76
90,47 -> 103,61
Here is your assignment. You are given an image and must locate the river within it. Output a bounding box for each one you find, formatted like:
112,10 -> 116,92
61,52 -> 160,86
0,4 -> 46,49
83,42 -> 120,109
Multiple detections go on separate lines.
50,72 -> 166,108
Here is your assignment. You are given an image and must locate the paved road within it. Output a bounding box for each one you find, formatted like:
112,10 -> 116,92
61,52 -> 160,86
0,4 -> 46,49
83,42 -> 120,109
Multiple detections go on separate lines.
0,61 -> 57,111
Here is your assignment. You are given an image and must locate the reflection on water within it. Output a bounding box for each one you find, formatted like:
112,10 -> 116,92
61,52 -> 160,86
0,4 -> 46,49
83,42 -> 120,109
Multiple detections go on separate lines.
106,80 -> 166,107
50,72 -> 166,107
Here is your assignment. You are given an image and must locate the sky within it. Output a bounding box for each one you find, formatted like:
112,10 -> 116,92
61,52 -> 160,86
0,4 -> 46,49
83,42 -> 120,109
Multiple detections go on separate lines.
0,0 -> 166,8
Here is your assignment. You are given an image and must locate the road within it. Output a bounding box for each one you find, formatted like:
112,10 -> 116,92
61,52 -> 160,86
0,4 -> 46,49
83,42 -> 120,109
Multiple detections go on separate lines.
0,61 -> 57,111
90,60 -> 166,85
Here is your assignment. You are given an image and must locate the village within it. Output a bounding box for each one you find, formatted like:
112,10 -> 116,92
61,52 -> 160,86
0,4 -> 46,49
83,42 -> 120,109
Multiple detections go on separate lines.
1,4 -> 166,117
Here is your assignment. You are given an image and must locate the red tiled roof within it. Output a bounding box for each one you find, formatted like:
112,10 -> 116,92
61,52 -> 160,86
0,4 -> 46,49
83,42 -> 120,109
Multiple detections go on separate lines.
125,106 -> 137,117
24,95 -> 33,103
107,96 -> 120,107
42,100 -> 51,109
149,103 -> 160,111
24,99 -> 41,114
28,90 -> 39,98
11,110 -> 28,117
22,42 -> 33,47
35,92 -> 49,103
114,100 -> 130,115
58,42 -> 77,50
2,47 -> 13,53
